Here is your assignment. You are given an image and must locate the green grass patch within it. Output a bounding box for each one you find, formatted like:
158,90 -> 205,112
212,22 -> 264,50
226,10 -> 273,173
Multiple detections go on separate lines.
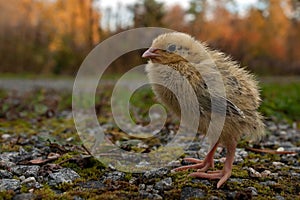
260,81 -> 300,122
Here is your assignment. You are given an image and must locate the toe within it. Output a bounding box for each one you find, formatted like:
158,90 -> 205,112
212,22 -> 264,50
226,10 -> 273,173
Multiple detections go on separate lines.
217,171 -> 231,188
189,172 -> 223,179
173,163 -> 204,171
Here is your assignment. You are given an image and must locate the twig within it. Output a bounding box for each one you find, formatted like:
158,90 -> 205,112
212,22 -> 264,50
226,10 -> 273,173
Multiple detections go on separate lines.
246,147 -> 298,155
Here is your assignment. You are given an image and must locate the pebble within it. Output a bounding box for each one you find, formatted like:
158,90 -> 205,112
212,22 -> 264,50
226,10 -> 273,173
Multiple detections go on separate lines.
209,196 -> 221,200
0,179 -> 21,191
21,177 -> 36,185
275,195 -> 285,200
139,190 -> 162,200
260,181 -> 277,186
19,176 -> 26,181
154,177 -> 173,191
129,177 -> 138,184
0,169 -> 13,179
273,161 -> 285,168
143,168 -> 169,179
0,160 -> 16,168
102,171 -> 125,182
278,124 -> 289,130
0,152 -> 19,162
10,165 -> 40,178
180,186 -> 206,200
276,147 -> 285,152
0,118 -> 298,199
248,167 -> 262,178
246,186 -> 258,196
166,160 -> 181,168
2,134 -> 11,140
261,170 -> 272,177
136,161 -> 150,168
48,168 -> 80,186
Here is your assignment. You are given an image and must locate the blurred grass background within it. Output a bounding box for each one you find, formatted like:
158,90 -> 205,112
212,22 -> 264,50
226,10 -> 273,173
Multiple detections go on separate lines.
0,0 -> 299,124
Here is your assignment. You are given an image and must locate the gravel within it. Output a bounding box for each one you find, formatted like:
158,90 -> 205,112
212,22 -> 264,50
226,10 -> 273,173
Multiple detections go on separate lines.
0,119 -> 299,199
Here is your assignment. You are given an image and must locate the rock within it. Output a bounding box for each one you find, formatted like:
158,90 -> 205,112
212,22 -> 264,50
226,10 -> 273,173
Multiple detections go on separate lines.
49,168 -> 80,186
21,177 -> 36,186
102,171 -> 125,182
152,194 -> 163,200
260,181 -> 277,186
136,161 -> 150,168
180,187 -> 206,200
267,123 -> 277,131
78,180 -> 106,189
139,190 -> 154,199
279,131 -> 287,136
108,164 -> 116,171
273,161 -> 285,168
261,170 -> 272,177
186,142 -> 201,151
2,134 -> 11,140
0,169 -> 13,179
0,160 -> 16,168
129,177 -> 138,184
139,185 -> 162,200
246,186 -> 258,196
191,179 -> 211,186
143,168 -> 169,179
277,147 -> 285,152
278,124 -> 289,130
13,193 -> 35,200
275,195 -> 285,200
10,165 -> 40,178
248,167 -> 261,178
154,177 -> 173,191
0,179 -> 21,191
19,176 -> 26,181
0,152 -> 19,163
227,192 -> 236,200
166,160 -> 181,168
209,196 -> 221,200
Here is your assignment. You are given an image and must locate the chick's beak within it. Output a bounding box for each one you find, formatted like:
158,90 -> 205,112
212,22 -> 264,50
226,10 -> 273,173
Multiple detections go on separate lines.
142,47 -> 160,59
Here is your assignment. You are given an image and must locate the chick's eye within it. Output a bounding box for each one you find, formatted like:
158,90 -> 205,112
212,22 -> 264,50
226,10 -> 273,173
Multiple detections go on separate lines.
167,44 -> 176,52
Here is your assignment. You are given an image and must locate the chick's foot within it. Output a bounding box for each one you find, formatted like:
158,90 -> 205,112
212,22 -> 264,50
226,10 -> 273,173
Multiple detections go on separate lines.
189,168 -> 231,188
189,141 -> 237,188
173,142 -> 219,172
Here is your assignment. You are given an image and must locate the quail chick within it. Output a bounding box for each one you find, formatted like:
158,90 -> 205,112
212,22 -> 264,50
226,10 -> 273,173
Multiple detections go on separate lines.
142,32 -> 265,188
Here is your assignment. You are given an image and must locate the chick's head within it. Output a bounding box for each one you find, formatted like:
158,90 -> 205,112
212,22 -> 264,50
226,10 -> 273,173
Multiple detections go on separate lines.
142,32 -> 206,64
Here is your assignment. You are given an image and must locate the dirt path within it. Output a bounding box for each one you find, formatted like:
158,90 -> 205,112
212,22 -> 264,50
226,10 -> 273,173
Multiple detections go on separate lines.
0,78 -> 74,92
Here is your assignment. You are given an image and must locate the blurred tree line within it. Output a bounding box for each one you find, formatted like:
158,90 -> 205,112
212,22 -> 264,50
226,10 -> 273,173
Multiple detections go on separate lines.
0,0 -> 300,75
0,0 -> 100,75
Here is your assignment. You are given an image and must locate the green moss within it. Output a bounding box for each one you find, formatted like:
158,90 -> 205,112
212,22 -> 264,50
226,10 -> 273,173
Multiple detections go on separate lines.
0,190 -> 15,200
34,185 -> 58,200
231,166 -> 248,178
20,185 -> 29,193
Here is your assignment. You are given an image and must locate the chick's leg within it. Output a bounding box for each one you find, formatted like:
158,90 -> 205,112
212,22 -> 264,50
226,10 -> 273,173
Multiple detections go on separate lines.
173,141 -> 219,172
189,140 -> 237,188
